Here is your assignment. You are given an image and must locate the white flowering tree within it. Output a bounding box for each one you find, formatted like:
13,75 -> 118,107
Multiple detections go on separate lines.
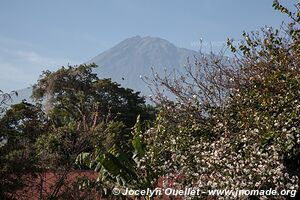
140,1 -> 300,199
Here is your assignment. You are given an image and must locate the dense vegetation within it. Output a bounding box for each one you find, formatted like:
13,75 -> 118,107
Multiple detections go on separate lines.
1,1 -> 300,199
0,65 -> 155,199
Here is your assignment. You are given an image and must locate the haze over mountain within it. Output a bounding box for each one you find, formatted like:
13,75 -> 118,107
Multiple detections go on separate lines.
10,36 -> 199,104
88,35 -> 198,97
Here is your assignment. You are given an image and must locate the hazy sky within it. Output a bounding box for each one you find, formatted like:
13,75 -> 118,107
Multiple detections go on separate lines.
0,0 -> 292,92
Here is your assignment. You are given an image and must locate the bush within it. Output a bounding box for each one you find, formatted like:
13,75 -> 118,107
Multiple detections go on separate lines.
140,1 -> 300,199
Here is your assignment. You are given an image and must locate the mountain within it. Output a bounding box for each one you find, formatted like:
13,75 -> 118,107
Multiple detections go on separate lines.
9,36 -> 199,104
88,36 -> 199,98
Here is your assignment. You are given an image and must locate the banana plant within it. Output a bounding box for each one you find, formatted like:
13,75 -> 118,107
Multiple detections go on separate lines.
76,115 -> 153,198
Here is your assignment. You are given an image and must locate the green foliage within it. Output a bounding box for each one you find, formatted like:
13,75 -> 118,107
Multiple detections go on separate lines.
5,1 -> 300,199
132,115 -> 145,159
1,64 -> 155,198
32,63 -> 154,171
32,63 -> 149,128
76,116 -> 154,197
140,1 -> 300,198
0,102 -> 47,198
141,103 -> 214,182
35,122 -> 95,169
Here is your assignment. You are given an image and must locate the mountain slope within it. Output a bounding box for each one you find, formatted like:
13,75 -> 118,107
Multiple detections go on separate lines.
88,36 -> 199,97
9,36 -> 199,104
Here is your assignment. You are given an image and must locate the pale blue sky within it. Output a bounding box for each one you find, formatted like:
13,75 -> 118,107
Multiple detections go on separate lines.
0,0 -> 293,92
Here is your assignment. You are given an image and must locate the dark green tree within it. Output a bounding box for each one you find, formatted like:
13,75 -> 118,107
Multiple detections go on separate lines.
31,64 -> 155,198
0,102 -> 47,199
32,63 -> 152,128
